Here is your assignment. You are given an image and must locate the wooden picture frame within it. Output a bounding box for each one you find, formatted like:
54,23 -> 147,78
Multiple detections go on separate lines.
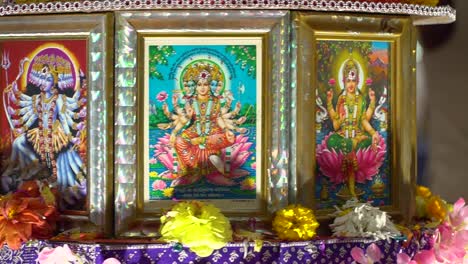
293,12 -> 417,221
114,10 -> 291,236
0,14 -> 114,235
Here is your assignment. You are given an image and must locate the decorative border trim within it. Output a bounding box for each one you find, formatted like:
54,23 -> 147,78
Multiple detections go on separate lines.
0,0 -> 455,25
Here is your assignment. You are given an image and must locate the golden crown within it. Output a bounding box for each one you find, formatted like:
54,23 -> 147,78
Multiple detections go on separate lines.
342,58 -> 361,84
182,60 -> 224,84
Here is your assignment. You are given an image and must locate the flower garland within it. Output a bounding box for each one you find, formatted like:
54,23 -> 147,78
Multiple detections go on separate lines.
344,94 -> 359,139
272,204 -> 319,241
37,93 -> 59,177
159,201 -> 232,257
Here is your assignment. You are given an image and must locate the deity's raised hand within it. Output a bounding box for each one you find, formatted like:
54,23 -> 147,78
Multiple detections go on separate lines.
233,102 -> 241,115
12,119 -> 21,126
76,122 -> 85,131
327,89 -> 333,103
372,132 -> 380,150
236,116 -> 247,125
172,94 -> 178,106
161,102 -> 170,118
225,97 -> 233,109
185,103 -> 194,117
78,107 -> 87,118
71,137 -> 81,145
7,106 -> 15,115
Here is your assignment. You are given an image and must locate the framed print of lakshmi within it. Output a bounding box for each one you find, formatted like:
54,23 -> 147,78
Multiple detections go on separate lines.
315,41 -> 391,209
143,38 -> 262,212
293,13 -> 416,220
0,14 -> 113,235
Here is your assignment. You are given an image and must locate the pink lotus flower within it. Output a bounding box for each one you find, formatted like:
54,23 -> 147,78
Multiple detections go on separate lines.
152,180 -> 167,191
449,198 -> 468,229
413,250 -> 436,264
397,197 -> 468,264
156,91 -> 168,102
37,245 -> 80,264
366,78 -> 373,86
397,250 -> 436,264
149,158 -> 158,164
328,78 -> 336,86
103,258 -> 122,264
154,134 -> 253,186
316,133 -> 386,184
397,252 -> 417,264
433,224 -> 468,263
351,243 -> 383,264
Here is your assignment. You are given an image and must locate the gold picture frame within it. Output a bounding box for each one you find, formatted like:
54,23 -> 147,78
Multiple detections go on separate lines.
292,12 -> 416,221
114,10 -> 291,237
0,14 -> 114,235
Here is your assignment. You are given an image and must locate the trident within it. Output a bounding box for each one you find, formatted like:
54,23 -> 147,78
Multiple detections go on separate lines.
2,51 -> 14,142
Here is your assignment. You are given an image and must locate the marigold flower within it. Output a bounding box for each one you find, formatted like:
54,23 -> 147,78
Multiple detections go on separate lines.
427,195 -> 447,222
272,204 -> 319,241
160,201 -> 232,257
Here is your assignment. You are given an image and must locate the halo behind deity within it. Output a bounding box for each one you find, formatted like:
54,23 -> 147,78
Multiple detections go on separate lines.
337,58 -> 365,91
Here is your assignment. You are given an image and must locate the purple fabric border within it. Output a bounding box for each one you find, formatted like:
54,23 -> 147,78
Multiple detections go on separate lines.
0,234 -> 431,264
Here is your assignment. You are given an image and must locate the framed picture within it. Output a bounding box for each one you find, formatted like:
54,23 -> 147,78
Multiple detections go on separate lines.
0,14 -> 113,234
114,11 -> 291,236
293,13 -> 416,220
143,37 -> 263,211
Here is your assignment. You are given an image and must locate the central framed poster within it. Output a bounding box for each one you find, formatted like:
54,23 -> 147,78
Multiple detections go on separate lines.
143,37 -> 262,212
114,10 -> 291,236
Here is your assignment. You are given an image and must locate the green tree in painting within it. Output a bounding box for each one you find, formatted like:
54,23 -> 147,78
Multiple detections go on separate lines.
226,45 -> 256,78
149,106 -> 171,128
148,46 -> 175,80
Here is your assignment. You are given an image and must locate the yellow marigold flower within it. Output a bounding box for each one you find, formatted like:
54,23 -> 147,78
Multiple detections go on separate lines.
416,185 -> 432,199
427,195 -> 447,222
149,171 -> 158,178
160,201 -> 232,257
272,204 -> 319,241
